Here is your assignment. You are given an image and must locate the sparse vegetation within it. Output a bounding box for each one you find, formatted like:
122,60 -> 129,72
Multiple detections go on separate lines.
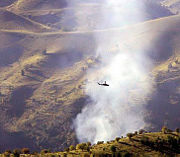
161,126 -> 168,134
175,128 -> 180,133
13,149 -> 21,157
0,130 -> 179,157
126,133 -> 134,140
21,148 -> 30,154
110,145 -> 116,153
139,129 -> 145,134
69,145 -> 75,151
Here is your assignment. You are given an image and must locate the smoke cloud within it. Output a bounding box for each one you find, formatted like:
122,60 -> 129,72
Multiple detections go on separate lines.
72,0 -> 154,143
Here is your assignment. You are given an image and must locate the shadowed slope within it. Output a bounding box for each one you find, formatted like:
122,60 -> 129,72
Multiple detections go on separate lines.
0,9 -> 52,32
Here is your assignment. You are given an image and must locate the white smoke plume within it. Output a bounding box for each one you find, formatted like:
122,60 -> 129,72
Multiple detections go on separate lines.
73,0 -> 154,143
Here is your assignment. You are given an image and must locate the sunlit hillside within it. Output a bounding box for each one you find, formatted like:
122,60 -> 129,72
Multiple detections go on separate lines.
1,130 -> 180,157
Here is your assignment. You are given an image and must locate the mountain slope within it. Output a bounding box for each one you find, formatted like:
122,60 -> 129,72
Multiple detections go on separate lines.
0,9 -> 51,32
0,0 -> 179,152
59,131 -> 180,157
161,0 -> 180,14
8,0 -> 67,11
0,14 -> 180,151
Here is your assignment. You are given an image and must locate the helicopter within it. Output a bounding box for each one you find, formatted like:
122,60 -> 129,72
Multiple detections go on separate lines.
98,81 -> 109,86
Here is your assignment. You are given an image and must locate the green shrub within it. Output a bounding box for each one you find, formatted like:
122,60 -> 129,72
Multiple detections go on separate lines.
126,133 -> 133,140
140,136 -> 150,145
21,148 -> 30,154
161,126 -> 168,134
69,145 -> 75,151
76,143 -> 87,150
139,129 -> 145,134
110,145 -> 116,153
4,151 -> 11,157
97,141 -> 104,145
64,148 -> 69,152
41,149 -> 51,154
123,152 -> 132,157
13,149 -> 21,157
115,137 -> 121,142
50,154 -> 56,157
134,131 -> 138,135
175,128 -> 180,133
82,152 -> 90,157
86,142 -> 91,147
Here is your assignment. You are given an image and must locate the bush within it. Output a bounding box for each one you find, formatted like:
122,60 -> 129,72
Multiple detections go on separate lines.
50,155 -> 56,157
82,153 -> 90,157
21,148 -> 30,154
4,150 -> 11,157
134,131 -> 138,135
115,137 -> 121,142
69,145 -> 75,151
161,126 -> 168,134
5,150 -> 11,153
40,149 -> 51,154
140,136 -> 150,145
32,151 -> 38,155
110,145 -> 116,153
64,148 -> 69,152
93,151 -> 109,157
126,133 -> 133,140
123,152 -> 132,157
167,135 -> 179,148
86,142 -> 91,147
13,149 -> 21,157
76,143 -> 87,150
97,141 -> 104,145
139,129 -> 145,134
175,128 -> 180,133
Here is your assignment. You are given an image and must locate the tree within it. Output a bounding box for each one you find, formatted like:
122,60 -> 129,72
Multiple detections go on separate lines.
134,131 -> 138,135
126,133 -> 133,140
64,148 -> 69,152
97,141 -> 104,145
140,136 -> 150,145
110,145 -> 116,153
76,143 -> 87,150
13,149 -> 21,157
4,150 -> 11,157
175,128 -> 180,133
21,148 -> 30,154
139,129 -> 145,134
115,137 -> 120,142
123,152 -> 132,157
86,142 -> 91,147
69,145 -> 75,151
41,149 -> 51,154
161,126 -> 168,134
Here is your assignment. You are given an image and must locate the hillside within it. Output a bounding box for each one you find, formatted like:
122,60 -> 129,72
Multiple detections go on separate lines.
1,130 -> 180,157
0,9 -> 51,32
0,0 -> 180,152
8,0 -> 67,11
58,130 -> 180,157
6,0 -> 173,31
0,0 -> 16,7
161,0 -> 180,14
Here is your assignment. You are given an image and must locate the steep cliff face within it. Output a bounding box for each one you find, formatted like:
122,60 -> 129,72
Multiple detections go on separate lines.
0,0 -> 179,151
